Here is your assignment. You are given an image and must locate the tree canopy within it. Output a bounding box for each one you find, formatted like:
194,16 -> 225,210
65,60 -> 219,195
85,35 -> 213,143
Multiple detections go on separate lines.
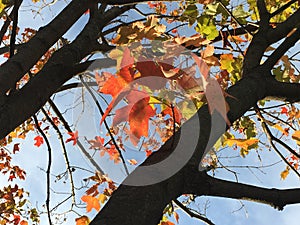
1,0 -> 300,225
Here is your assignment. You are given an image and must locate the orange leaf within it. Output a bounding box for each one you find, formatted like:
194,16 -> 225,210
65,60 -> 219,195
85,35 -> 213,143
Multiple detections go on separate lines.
173,211 -> 179,223
20,221 -> 28,225
145,149 -> 153,157
225,138 -> 258,150
292,130 -> 300,145
34,136 -> 44,147
119,47 -> 134,83
75,216 -> 90,225
128,159 -> 138,165
66,131 -> 78,145
81,195 -> 100,212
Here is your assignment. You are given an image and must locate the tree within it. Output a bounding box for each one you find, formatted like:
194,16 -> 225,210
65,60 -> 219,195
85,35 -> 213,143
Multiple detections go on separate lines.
1,0 -> 300,224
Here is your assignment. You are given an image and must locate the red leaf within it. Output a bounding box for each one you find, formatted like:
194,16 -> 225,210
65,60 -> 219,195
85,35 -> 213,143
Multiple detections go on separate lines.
66,131 -> 78,145
13,143 -> 20,154
145,149 -> 153,157
129,97 -> 156,145
281,107 -> 288,116
34,136 -> 44,147
119,47 -> 134,83
81,195 -> 100,212
113,90 -> 156,145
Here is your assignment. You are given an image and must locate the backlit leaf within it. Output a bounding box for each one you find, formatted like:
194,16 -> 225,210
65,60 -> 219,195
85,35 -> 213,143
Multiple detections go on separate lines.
81,195 -> 100,212
75,216 -> 90,225
34,136 -> 44,147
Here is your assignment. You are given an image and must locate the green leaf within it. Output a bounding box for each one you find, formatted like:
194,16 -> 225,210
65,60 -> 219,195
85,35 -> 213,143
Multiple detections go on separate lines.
232,5 -> 250,24
196,15 -> 219,40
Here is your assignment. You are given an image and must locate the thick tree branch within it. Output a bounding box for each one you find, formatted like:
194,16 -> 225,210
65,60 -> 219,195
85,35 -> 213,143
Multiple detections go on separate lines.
0,6 -> 130,139
0,0 -> 97,97
187,173 -> 300,210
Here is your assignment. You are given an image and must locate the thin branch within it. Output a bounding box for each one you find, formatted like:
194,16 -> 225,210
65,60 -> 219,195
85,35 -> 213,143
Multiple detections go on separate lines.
41,107 -> 76,205
33,114 -> 53,225
47,99 -> 105,175
255,106 -> 300,178
79,74 -> 129,175
173,199 -> 215,225
264,27 -> 300,70
270,0 -> 298,18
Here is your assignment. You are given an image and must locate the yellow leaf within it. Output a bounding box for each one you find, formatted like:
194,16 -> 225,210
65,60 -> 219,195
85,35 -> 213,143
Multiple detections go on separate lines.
280,166 -> 290,180
292,130 -> 300,145
98,193 -> 107,204
0,1 -> 7,15
225,138 -> 258,150
273,124 -> 289,136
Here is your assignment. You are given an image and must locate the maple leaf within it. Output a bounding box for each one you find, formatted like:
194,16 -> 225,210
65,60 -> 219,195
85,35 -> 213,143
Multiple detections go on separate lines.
292,130 -> 300,145
225,138 -> 259,150
145,149 -> 153,157
13,143 -> 20,154
75,216 -> 90,225
81,195 -> 100,212
112,89 -> 156,145
34,136 -> 44,147
20,220 -> 28,225
66,131 -> 78,145
281,106 -> 288,116
107,145 -> 121,164
88,136 -> 104,149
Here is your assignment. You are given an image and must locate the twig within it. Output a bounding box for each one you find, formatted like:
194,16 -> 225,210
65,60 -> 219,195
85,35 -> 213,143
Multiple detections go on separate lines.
79,74 -> 129,175
173,199 -> 215,225
33,114 -> 53,225
41,107 -> 76,205
47,99 -> 105,175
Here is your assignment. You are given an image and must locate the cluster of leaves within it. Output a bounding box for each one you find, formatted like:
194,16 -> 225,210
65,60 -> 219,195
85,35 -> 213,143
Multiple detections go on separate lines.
0,143 -> 39,224
75,171 -> 117,224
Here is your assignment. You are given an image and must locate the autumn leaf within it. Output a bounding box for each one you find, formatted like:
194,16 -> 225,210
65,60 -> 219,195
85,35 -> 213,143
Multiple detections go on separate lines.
173,211 -> 179,223
280,166 -> 290,180
66,131 -> 78,145
281,106 -> 288,116
220,54 -> 235,73
128,159 -> 138,165
225,138 -> 259,150
20,221 -> 28,225
88,136 -> 104,150
98,193 -> 107,204
81,195 -> 100,212
145,149 -> 152,156
292,130 -> 300,145
75,216 -> 90,225
34,136 -> 44,147
13,143 -> 20,154
113,90 -> 156,145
